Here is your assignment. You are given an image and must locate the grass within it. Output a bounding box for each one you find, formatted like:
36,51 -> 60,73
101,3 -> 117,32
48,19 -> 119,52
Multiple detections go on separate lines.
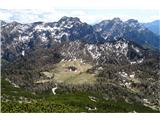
32,59 -> 96,84
1,77 -> 36,99
50,59 -> 96,84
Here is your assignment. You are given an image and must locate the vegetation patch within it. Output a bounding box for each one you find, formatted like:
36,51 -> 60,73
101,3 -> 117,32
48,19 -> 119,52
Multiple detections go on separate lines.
51,59 -> 96,84
1,77 -> 158,113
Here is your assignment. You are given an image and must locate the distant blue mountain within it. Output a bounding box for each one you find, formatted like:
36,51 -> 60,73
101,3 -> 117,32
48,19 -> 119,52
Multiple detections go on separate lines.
144,20 -> 160,35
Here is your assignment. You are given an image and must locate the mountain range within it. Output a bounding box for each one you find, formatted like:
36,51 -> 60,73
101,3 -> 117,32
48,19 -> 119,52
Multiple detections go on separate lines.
1,17 -> 160,112
143,20 -> 160,35
1,17 -> 160,61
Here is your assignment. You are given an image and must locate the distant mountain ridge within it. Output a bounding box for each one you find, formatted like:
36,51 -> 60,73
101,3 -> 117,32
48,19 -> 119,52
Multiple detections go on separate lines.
143,20 -> 160,35
94,18 -> 160,50
1,17 -> 160,61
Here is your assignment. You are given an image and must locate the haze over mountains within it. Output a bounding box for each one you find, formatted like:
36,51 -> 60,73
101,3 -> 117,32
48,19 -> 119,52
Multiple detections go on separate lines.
143,20 -> 160,35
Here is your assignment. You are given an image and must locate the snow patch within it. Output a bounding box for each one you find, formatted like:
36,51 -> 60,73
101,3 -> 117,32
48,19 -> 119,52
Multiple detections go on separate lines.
137,58 -> 144,64
73,58 -> 77,61
86,106 -> 97,111
34,25 -> 54,32
132,45 -> 140,53
64,24 -> 73,29
143,99 -> 150,104
98,67 -> 103,70
125,82 -> 131,88
5,78 -> 20,88
130,61 -> 136,64
129,72 -> 135,78
22,50 -> 25,56
61,59 -> 65,62
87,45 -> 101,59
119,71 -> 128,78
41,34 -> 48,42
52,84 -> 58,95
80,59 -> 83,63
89,96 -> 97,102
21,36 -> 29,42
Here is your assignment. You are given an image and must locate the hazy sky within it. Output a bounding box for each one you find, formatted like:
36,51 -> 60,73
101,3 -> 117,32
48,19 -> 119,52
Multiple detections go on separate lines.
0,0 -> 159,24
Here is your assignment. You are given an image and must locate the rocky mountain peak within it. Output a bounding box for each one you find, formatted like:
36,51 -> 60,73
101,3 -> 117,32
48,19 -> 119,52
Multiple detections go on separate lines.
112,17 -> 122,23
58,16 -> 81,25
32,21 -> 44,26
0,20 -> 7,26
126,19 -> 138,24
94,18 -> 160,49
